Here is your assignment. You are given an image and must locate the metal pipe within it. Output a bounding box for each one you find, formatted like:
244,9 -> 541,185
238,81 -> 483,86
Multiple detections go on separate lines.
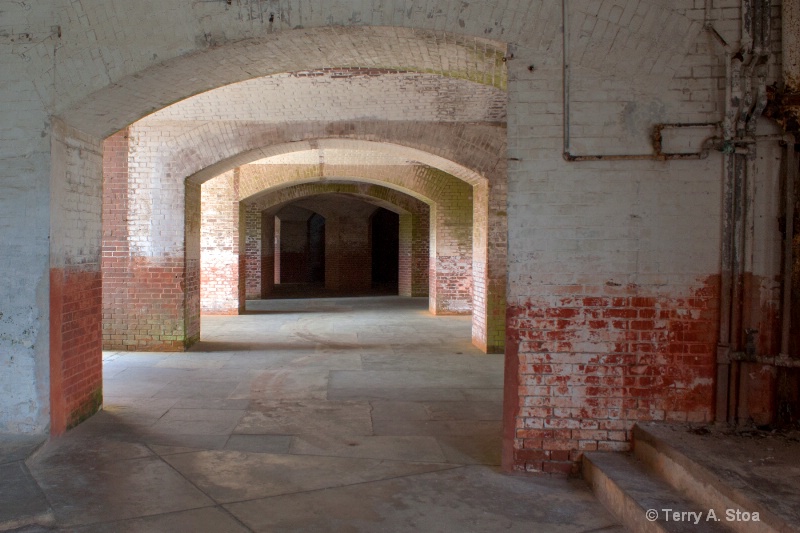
781,143 -> 798,356
561,0 -> 719,162
562,0 -> 572,159
746,1 -> 771,135
716,148 -> 736,423
744,150 -> 757,283
743,0 -> 755,54
731,152 -> 747,423
761,0 -> 772,53
783,0 -> 800,95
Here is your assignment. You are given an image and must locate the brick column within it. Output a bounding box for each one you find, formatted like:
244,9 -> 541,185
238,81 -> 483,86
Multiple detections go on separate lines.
245,204 -> 262,299
472,172 -> 507,354
51,120 -> 104,435
102,125 -> 193,351
399,211 -> 430,297
429,179 -> 473,315
261,213 -> 275,298
201,170 -> 244,314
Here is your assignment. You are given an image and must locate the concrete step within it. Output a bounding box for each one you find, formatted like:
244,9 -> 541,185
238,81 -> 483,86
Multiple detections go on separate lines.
633,424 -> 798,533
583,450 -> 733,533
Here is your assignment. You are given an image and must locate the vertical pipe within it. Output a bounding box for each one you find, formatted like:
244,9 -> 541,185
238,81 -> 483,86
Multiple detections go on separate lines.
731,155 -> 747,351
761,0 -> 772,52
562,0 -> 571,157
717,149 -> 736,423
782,145 -> 798,355
784,0 -> 800,95
743,0 -> 755,54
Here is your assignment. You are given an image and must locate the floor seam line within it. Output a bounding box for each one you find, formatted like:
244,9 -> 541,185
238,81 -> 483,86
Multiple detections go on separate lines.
153,449 -> 256,532
221,463 -> 466,507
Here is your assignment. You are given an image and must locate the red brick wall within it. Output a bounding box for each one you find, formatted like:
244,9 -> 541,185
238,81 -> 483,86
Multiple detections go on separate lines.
50,267 -> 103,434
324,214 -> 372,292
504,277 -> 719,474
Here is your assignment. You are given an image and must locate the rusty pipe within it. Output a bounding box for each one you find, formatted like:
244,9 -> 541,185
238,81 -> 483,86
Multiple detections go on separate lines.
717,148 -> 736,423
781,143 -> 798,356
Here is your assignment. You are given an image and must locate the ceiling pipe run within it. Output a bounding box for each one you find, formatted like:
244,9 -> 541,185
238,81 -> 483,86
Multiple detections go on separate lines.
561,0 -> 722,162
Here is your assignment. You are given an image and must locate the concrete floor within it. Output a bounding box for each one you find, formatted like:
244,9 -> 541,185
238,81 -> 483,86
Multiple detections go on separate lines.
7,296 -> 625,532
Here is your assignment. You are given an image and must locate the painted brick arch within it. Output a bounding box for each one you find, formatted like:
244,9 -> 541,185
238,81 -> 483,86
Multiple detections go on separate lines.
58,26 -> 512,136
248,181 -> 430,215
152,122 -> 506,188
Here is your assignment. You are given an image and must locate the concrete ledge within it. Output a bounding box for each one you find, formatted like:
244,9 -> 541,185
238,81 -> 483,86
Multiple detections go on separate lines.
633,424 -> 796,533
583,451 -> 730,533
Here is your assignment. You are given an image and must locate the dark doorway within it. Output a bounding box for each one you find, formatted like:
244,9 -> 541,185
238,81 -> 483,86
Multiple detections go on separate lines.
371,208 -> 399,291
308,213 -> 325,283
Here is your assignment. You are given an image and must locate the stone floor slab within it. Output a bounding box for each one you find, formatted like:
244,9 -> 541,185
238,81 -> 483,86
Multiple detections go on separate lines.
224,465 -> 625,533
225,434 -> 293,454
152,380 -> 241,400
68,506 -> 250,533
373,419 -> 502,437
327,387 -> 467,402
0,434 -> 46,466
436,434 -> 503,465
0,462 -> 54,530
290,435 -> 448,463
235,400 -> 372,436
329,370 -> 503,390
163,450 -> 456,504
32,437 -> 153,469
233,369 -> 329,400
149,408 -> 246,436
370,400 -> 432,421
28,456 -> 213,527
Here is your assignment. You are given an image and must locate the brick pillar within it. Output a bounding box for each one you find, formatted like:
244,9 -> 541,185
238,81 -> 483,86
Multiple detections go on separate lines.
201,170 -> 244,314
485,169 -> 508,354
429,179 -> 473,315
102,129 -> 131,351
185,182 -> 201,345
51,120 -> 104,435
399,210 -> 430,297
472,175 -> 507,354
261,213 -> 275,298
102,125 -> 192,351
245,204 -> 262,299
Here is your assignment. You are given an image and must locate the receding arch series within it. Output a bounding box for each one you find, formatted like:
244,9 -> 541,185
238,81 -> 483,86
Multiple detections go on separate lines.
27,2 -> 731,477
